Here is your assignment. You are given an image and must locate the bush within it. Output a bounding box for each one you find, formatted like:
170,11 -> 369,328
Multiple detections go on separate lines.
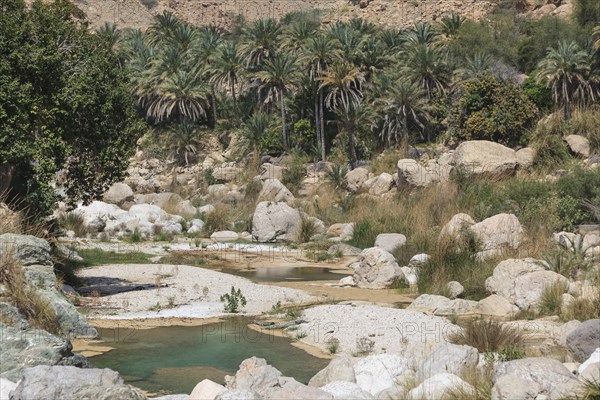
220,286 -> 247,313
450,319 -> 524,353
298,216 -> 319,243
57,212 -> 86,237
203,204 -> 232,234
523,74 -> 553,112
281,160 -> 306,194
325,164 -> 348,190
348,220 -> 377,249
531,119 -> 571,170
573,0 -> 600,27
449,74 -> 538,146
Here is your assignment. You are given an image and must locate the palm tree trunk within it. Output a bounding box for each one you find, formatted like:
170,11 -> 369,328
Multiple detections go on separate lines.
346,110 -> 357,167
280,88 -> 288,150
230,76 -> 237,125
210,85 -> 218,128
314,87 -> 321,160
319,88 -> 326,161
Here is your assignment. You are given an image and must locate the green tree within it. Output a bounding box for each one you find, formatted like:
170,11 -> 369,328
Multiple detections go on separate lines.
209,42 -> 245,125
0,0 -> 145,214
536,41 -> 595,119
449,75 -> 538,146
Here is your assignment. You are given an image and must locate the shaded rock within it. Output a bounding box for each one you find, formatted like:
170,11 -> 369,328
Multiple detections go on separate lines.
476,295 -> 519,318
190,379 -> 226,400
320,381 -> 373,399
327,243 -> 361,256
419,343 -> 479,379
252,202 -> 301,243
258,163 -> 284,181
354,354 -> 409,395
197,204 -> 216,216
345,168 -> 370,192
187,219 -> 205,234
565,135 -> 590,158
374,233 -> 406,254
0,302 -> 29,330
471,213 -> 523,254
350,247 -> 403,289
340,223 -> 354,241
309,356 -> 355,387
446,281 -> 464,299
215,390 -> 261,400
257,179 -> 294,203
566,319 -> 600,363
0,234 -> 52,266
439,213 -> 475,240
264,377 -> 332,399
368,173 -> 394,196
485,258 -> 546,304
408,373 -> 475,400
10,365 -> 145,400
396,159 -> 450,188
451,140 -> 517,177
492,357 -> 581,399
103,183 -> 134,208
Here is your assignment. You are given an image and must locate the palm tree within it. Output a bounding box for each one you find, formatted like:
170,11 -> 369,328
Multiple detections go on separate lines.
96,22 -> 121,50
237,112 -> 277,162
166,120 -> 205,165
327,22 -> 364,66
302,34 -> 341,160
241,18 -> 281,69
147,69 -> 209,122
593,26 -> 600,50
455,52 -> 493,81
403,44 -> 450,99
376,78 -> 429,146
255,53 -> 302,150
193,25 -> 223,126
319,62 -> 365,164
281,21 -> 315,51
404,23 -> 440,46
210,42 -> 244,124
146,11 -> 180,46
379,28 -> 406,52
439,12 -> 465,37
537,41 -> 596,119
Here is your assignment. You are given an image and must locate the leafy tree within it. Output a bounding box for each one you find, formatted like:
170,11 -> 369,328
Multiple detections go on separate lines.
536,41 -> 596,119
449,75 -> 538,146
236,112 -> 281,161
0,0 -> 145,214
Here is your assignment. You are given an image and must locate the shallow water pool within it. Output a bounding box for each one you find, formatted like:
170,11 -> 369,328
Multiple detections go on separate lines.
220,266 -> 347,282
89,318 -> 329,396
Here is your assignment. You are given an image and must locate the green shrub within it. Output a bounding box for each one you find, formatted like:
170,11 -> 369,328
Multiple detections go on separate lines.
326,338 -> 340,354
523,73 -> 553,112
298,217 -> 319,243
348,220 -> 377,249
497,345 -> 526,361
531,120 -> 571,170
573,0 -> 600,27
325,164 -> 348,190
449,75 -> 538,146
281,162 -> 306,194
244,179 -> 263,203
539,280 -> 569,316
203,204 -> 232,234
57,212 -> 86,237
220,286 -> 247,313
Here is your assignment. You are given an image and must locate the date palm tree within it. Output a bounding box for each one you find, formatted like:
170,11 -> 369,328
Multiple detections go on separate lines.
166,119 -> 205,165
376,78 -> 429,146
439,12 -> 465,38
319,62 -> 365,164
146,11 -> 180,46
281,21 -> 315,51
255,53 -> 302,150
593,26 -> 600,50
537,41 -> 595,119
404,44 -> 450,99
237,112 -> 277,163
210,42 -> 244,125
240,18 -> 281,69
302,34 -> 341,160
193,25 -> 223,126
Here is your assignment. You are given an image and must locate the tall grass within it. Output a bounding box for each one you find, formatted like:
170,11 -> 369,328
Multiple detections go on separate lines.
56,212 -> 86,237
0,252 -> 60,334
203,204 -> 233,234
450,319 -> 524,354
297,216 -> 319,243
538,280 -> 569,316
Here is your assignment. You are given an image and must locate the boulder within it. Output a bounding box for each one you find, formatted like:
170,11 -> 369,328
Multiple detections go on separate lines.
135,192 -> 196,218
257,179 -> 294,203
396,159 -> 434,188
470,213 -> 523,254
154,220 -> 184,235
492,357 -> 581,399
102,183 -> 134,208
0,378 -> 17,400
128,203 -> 171,222
215,390 -> 261,400
374,233 -> 407,254
408,373 -> 475,400
327,243 -> 362,256
451,140 -> 517,177
514,271 -> 569,310
75,201 -> 125,232
476,295 -> 519,317
258,163 -> 284,181
188,219 -> 205,234
418,343 -> 479,379
338,276 -> 356,286
251,202 -> 301,242
345,168 -> 370,193
225,357 -> 282,394
446,281 -> 464,299
439,213 -> 475,241
566,319 -> 600,363
368,173 -> 394,196
350,247 -> 404,289
210,231 -> 239,242
198,204 -> 216,216
516,147 -> 535,169
564,135 -> 590,158
578,348 -> 600,375
0,234 -> 52,266
340,223 -> 354,241
409,253 -> 430,266
190,379 -> 226,400
264,377 -> 332,399
309,356 -> 356,387
407,294 -> 477,316
9,366 -> 146,400
353,354 -> 409,395
320,381 -> 373,399
485,258 -> 546,304
326,223 -> 351,238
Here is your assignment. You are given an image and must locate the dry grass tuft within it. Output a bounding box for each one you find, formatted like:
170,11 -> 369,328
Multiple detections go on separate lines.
450,319 -> 524,354
0,251 -> 60,334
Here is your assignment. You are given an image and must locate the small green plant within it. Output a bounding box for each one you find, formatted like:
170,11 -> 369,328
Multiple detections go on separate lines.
124,227 -> 143,243
298,217 -> 319,243
167,295 -> 176,308
450,319 -> 524,353
270,301 -> 282,314
57,212 -> 86,237
285,306 -> 302,320
326,338 -> 340,354
579,377 -> 600,400
325,164 -> 348,190
148,302 -> 162,312
296,330 -> 308,339
354,336 -> 375,356
497,345 -> 526,361
220,286 -> 247,313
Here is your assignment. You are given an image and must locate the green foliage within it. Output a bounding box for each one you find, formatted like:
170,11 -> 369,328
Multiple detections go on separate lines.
450,319 -> 524,353
326,338 -> 340,354
573,0 -> 600,27
56,212 -> 86,237
298,216 -> 319,243
449,75 -> 538,146
539,280 -> 569,316
292,118 -> 314,153
523,74 -> 553,112
325,164 -> 348,189
0,0 -> 145,215
281,157 -> 306,194
220,286 -> 247,313
348,220 -> 377,249
497,346 -> 526,362
531,120 -> 571,169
